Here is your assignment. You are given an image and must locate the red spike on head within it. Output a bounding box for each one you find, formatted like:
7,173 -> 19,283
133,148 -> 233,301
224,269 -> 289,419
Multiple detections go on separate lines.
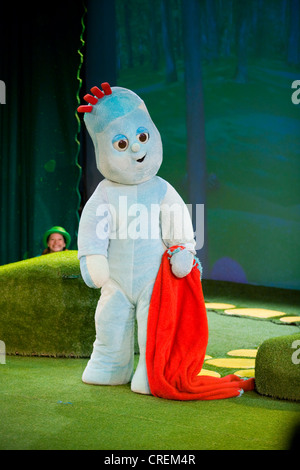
77,105 -> 93,113
101,82 -> 112,95
84,94 -> 98,105
77,82 -> 112,114
91,86 -> 105,99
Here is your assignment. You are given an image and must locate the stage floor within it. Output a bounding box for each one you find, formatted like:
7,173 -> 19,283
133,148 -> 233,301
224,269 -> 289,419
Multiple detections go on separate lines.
1,287 -> 299,450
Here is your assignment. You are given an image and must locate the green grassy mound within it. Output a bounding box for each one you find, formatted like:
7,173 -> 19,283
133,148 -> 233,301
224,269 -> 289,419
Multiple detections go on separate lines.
255,333 -> 300,402
0,251 -> 99,357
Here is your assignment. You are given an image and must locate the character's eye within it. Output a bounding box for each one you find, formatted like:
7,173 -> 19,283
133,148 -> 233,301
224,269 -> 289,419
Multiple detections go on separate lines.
136,127 -> 149,144
112,134 -> 129,152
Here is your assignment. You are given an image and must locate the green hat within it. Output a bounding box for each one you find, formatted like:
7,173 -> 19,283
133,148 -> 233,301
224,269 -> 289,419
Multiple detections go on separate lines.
43,226 -> 71,249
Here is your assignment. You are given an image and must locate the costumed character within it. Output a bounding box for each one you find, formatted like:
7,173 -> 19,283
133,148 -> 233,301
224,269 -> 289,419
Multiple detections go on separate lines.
77,83 -> 255,399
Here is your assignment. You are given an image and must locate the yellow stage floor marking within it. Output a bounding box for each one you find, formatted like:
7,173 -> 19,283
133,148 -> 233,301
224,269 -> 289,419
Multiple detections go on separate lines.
202,349 -> 257,377
205,358 -> 256,368
224,308 -> 286,318
198,369 -> 221,378
234,369 -> 255,378
279,316 -> 300,323
227,349 -> 257,358
205,303 -> 236,309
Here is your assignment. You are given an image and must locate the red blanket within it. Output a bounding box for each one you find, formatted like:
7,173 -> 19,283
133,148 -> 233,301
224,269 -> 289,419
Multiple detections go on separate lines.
146,247 -> 255,400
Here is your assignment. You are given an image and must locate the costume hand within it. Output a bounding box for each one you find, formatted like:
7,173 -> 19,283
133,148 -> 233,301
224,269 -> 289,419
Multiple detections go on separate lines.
170,249 -> 194,278
82,254 -> 110,288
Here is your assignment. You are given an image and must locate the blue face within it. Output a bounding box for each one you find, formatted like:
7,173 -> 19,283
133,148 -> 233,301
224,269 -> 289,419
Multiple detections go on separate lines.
94,106 -> 162,184
84,88 -> 163,185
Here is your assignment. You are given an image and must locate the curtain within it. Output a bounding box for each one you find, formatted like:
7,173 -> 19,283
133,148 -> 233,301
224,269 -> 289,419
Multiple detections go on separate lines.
0,1 -> 85,264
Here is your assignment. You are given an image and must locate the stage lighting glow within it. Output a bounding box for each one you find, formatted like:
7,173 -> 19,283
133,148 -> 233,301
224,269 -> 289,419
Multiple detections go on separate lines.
234,369 -> 255,378
205,358 -> 256,368
227,349 -> 258,357
205,303 -> 236,309
198,369 -> 221,378
279,316 -> 300,323
224,308 -> 286,318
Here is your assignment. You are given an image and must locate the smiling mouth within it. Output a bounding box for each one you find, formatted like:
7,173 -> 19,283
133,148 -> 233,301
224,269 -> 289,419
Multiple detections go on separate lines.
137,154 -> 146,163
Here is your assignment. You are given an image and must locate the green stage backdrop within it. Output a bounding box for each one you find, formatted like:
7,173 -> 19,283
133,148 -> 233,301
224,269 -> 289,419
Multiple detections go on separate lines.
1,0 -> 300,290
0,1 -> 84,262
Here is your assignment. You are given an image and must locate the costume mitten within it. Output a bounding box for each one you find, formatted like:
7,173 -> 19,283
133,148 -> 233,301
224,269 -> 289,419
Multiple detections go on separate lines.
170,249 -> 194,278
80,254 -> 110,288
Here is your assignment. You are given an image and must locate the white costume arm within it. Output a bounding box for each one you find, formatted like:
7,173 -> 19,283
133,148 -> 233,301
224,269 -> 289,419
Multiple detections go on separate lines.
78,182 -> 111,288
160,181 -> 196,278
81,254 -> 110,288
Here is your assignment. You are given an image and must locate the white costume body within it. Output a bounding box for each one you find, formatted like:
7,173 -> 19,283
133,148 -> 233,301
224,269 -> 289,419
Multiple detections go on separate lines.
77,84 -> 196,394
78,176 -> 195,393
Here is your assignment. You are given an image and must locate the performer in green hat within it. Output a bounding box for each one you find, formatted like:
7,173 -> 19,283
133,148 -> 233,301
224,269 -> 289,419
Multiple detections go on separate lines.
42,226 -> 71,255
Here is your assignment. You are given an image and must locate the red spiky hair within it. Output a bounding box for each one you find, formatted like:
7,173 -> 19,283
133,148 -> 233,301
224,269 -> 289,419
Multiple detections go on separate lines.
77,82 -> 112,113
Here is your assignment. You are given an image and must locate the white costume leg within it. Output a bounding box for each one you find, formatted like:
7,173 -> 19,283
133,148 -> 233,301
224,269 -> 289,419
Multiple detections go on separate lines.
131,281 -> 154,395
82,279 -> 135,385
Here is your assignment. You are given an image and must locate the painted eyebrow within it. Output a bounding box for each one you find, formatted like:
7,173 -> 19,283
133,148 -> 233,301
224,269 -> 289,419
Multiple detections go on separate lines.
112,134 -> 127,143
136,127 -> 148,134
